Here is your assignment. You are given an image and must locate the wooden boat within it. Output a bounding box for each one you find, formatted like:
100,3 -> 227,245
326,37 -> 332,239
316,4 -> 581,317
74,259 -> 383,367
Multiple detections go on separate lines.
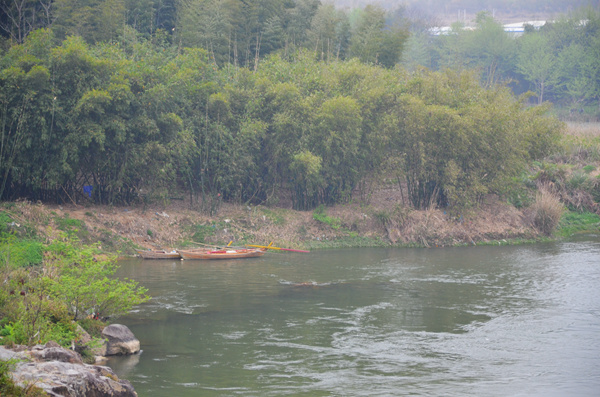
136,249 -> 181,260
178,247 -> 266,260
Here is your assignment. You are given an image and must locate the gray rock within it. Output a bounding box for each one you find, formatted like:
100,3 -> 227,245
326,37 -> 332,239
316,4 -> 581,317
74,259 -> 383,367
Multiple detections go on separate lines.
0,345 -> 137,397
101,325 -> 140,356
31,341 -> 83,364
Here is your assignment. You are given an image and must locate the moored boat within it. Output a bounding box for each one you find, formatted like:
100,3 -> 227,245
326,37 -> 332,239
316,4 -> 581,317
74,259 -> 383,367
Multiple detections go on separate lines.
178,247 -> 266,260
136,249 -> 181,259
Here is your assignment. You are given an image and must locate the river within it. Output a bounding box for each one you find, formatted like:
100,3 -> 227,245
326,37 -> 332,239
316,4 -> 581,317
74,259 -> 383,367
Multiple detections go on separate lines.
109,237 -> 600,396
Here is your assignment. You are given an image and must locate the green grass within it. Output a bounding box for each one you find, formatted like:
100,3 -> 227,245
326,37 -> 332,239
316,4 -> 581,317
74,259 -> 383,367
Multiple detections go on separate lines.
54,214 -> 89,241
583,164 -> 597,173
557,211 -> 600,237
0,238 -> 43,268
190,223 -> 218,243
306,235 -> 388,249
55,214 -> 85,230
0,212 -> 13,235
312,205 -> 341,230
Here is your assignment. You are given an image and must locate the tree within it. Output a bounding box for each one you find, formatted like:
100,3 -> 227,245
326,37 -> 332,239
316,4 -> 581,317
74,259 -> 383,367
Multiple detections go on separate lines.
311,95 -> 362,205
307,4 -> 344,61
464,12 -> 516,87
290,150 -> 322,210
401,31 -> 433,71
389,69 -> 561,209
176,0 -> 232,66
554,43 -> 596,107
0,29 -> 54,200
516,32 -> 556,104
348,5 -> 408,68
285,0 -> 320,49
125,0 -> 156,37
52,0 -> 126,44
0,0 -> 54,44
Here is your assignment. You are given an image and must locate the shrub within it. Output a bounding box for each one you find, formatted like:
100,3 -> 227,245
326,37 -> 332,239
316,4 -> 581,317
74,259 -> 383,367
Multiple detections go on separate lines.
567,171 -> 590,190
44,239 -> 150,321
373,210 -> 391,228
312,205 -> 341,229
532,190 -> 564,235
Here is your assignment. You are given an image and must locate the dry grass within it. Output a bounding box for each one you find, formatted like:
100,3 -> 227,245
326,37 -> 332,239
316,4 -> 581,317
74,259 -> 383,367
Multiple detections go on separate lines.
531,188 -> 564,236
565,122 -> 600,138
5,188 -> 544,252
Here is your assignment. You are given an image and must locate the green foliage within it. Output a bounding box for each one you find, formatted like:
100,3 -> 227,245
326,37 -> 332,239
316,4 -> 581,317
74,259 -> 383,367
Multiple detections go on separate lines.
557,211 -> 600,237
55,215 -> 85,231
348,5 -> 409,68
387,69 -> 561,210
54,215 -> 88,241
516,32 -> 556,104
0,237 -> 44,268
312,205 -> 341,230
0,359 -> 24,396
567,171 -> 590,190
77,317 -> 105,338
0,235 -> 149,348
191,223 -> 216,243
583,165 -> 597,174
0,13 -> 568,214
1,307 -> 80,346
0,212 -> 13,235
506,183 -> 534,209
44,238 -> 149,321
532,162 -> 568,186
0,322 -> 28,345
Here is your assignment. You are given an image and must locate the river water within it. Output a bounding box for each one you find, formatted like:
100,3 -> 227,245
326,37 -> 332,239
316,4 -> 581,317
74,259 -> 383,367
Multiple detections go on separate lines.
109,237 -> 600,396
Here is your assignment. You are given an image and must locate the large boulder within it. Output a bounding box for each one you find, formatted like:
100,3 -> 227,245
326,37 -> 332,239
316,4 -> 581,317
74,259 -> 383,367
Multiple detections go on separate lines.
0,343 -> 137,397
101,324 -> 140,356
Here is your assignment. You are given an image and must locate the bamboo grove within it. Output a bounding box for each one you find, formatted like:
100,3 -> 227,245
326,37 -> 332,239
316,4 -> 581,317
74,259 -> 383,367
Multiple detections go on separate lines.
0,27 -> 562,211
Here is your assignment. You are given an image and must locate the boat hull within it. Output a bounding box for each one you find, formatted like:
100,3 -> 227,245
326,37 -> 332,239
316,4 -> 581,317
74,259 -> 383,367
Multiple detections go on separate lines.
136,250 -> 181,259
178,248 -> 266,260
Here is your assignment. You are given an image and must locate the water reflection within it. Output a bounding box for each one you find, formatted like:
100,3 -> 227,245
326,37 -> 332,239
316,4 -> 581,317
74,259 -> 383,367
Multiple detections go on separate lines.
110,239 -> 600,396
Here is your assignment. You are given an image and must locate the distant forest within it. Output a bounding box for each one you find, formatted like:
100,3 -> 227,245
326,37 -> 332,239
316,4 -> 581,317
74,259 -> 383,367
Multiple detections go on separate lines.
333,0 -> 595,15
0,1 -> 594,210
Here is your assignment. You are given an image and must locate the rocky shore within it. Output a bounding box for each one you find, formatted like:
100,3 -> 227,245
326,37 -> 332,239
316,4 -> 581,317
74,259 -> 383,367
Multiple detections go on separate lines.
1,324 -> 141,396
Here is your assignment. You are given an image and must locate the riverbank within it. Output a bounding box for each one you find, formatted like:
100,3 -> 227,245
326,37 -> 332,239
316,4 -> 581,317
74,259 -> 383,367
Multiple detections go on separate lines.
0,192 -> 576,255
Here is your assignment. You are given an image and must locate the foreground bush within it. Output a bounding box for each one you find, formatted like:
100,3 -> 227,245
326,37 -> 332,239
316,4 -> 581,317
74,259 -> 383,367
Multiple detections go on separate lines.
0,235 -> 149,346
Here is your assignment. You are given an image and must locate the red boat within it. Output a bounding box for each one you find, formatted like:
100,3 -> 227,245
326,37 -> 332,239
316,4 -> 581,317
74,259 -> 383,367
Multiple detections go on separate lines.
178,247 -> 266,260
